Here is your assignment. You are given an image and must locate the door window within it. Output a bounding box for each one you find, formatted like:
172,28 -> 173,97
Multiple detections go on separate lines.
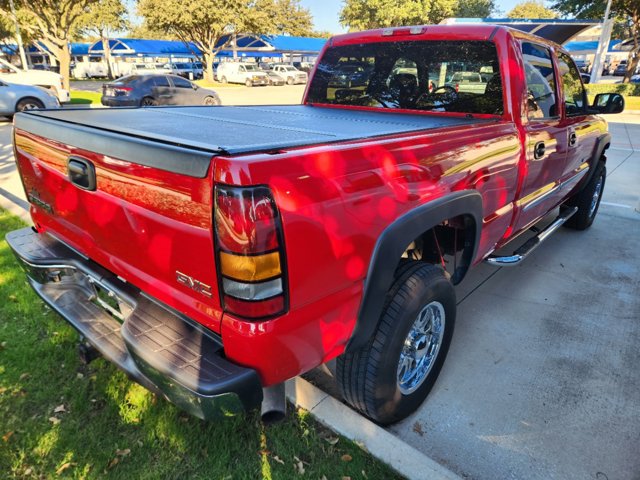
171,76 -> 192,88
521,42 -> 558,119
557,52 -> 587,116
149,75 -> 170,87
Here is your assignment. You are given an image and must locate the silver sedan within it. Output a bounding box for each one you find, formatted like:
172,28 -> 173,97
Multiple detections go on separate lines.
0,80 -> 60,118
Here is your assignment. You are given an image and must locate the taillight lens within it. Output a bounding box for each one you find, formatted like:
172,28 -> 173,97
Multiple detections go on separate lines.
214,185 -> 287,319
114,87 -> 132,96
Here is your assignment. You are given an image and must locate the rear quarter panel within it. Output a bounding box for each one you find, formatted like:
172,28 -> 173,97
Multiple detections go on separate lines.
215,121 -> 521,382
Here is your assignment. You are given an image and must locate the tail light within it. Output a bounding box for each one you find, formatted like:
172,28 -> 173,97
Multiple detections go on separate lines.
214,185 -> 288,320
454,84 -> 460,93
113,86 -> 132,96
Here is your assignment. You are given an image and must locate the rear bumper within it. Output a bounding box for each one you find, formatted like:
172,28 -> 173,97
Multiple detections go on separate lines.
5,227 -> 263,420
101,96 -> 139,107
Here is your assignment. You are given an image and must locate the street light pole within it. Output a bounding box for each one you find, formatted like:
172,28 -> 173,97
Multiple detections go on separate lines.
8,0 -> 29,70
590,0 -> 614,84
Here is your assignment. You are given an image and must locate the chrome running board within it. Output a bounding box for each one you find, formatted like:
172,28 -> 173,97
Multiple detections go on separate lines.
485,206 -> 578,267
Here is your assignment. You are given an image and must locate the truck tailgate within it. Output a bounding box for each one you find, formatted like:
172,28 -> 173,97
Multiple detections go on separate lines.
13,126 -> 221,333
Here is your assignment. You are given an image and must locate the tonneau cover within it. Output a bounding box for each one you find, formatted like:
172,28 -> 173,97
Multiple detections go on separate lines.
15,105 -> 488,178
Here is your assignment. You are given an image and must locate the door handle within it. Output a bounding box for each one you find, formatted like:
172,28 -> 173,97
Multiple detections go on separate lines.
533,141 -> 546,159
568,132 -> 577,147
67,157 -> 96,191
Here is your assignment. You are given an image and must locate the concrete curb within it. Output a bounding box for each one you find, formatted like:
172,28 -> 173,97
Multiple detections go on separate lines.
286,378 -> 461,480
0,188 -> 31,224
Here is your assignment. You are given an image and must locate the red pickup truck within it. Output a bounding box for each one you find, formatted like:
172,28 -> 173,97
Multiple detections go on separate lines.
7,25 -> 623,425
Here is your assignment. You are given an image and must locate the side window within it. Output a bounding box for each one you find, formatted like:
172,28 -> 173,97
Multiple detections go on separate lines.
558,52 -> 586,116
521,42 -> 558,120
171,76 -> 192,88
150,76 -> 170,87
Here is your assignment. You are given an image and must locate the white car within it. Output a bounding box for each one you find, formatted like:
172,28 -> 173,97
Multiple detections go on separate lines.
0,80 -> 60,118
271,65 -> 308,85
216,63 -> 269,87
0,58 -> 70,103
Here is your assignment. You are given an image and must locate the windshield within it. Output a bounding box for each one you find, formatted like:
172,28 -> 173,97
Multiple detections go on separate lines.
307,40 -> 503,115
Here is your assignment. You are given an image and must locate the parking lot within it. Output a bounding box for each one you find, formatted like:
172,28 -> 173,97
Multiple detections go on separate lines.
0,97 -> 638,479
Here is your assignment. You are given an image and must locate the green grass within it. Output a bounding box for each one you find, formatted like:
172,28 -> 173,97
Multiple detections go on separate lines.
0,209 -> 402,479
69,91 -> 102,105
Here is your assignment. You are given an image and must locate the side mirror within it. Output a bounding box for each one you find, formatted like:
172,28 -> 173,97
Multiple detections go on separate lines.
591,93 -> 624,114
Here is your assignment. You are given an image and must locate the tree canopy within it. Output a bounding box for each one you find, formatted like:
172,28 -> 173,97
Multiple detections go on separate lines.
0,0 -> 99,89
507,1 -> 558,19
138,0 -> 313,81
339,0 -> 495,31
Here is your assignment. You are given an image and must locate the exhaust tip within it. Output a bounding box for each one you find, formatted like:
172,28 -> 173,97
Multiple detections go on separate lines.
261,383 -> 286,424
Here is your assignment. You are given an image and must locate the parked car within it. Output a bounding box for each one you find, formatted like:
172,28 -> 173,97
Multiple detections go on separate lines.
293,61 -> 314,73
328,64 -> 371,88
271,64 -> 308,84
72,61 -> 108,79
0,57 -> 69,103
262,70 -> 286,86
613,62 -> 628,76
163,62 -> 203,80
446,71 -> 487,93
0,80 -> 59,117
101,74 -> 220,107
630,74 -> 640,84
216,63 -> 269,87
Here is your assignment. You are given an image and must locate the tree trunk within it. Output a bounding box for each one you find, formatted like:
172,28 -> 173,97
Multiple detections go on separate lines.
623,14 -> 640,84
204,51 -> 215,83
102,36 -> 114,80
59,42 -> 71,91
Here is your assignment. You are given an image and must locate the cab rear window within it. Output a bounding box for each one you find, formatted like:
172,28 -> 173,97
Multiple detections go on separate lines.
307,40 -> 503,115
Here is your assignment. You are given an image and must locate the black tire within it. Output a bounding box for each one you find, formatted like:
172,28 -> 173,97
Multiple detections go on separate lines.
203,95 -> 220,106
16,97 -> 45,112
564,161 -> 606,230
140,96 -> 157,107
336,262 -> 456,425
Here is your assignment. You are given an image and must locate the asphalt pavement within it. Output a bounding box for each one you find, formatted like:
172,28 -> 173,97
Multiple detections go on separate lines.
0,102 -> 638,480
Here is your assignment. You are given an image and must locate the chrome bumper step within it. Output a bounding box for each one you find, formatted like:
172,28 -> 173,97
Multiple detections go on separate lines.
5,227 -> 263,420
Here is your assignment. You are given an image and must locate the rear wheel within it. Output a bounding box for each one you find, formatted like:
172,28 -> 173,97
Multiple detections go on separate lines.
336,262 -> 456,425
16,97 -> 45,112
564,161 -> 606,230
203,95 -> 220,106
140,96 -> 157,107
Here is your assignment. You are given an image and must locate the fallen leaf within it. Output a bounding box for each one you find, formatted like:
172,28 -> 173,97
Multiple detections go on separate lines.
293,456 -> 305,475
54,404 -> 66,414
8,295 -> 16,302
325,436 -> 339,446
19,373 -> 30,381
49,417 -> 61,425
107,457 -> 119,469
76,373 -> 84,379
2,431 -> 14,442
115,448 -> 130,457
56,462 -> 76,475
342,477 -> 352,480
362,470 -> 368,478
0,341 -> 6,349
321,476 -> 328,480
272,455 -> 285,465
24,467 -> 32,475
341,454 -> 353,462
413,421 -> 424,437
0,387 -> 6,394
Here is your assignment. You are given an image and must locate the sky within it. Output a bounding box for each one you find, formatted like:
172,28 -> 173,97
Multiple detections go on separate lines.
300,0 -> 550,33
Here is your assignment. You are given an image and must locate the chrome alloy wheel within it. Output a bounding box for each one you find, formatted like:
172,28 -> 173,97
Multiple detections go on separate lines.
19,102 -> 41,111
589,175 -> 603,218
397,301 -> 445,395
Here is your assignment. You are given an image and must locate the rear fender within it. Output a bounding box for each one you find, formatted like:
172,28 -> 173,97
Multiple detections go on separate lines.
346,190 -> 483,351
